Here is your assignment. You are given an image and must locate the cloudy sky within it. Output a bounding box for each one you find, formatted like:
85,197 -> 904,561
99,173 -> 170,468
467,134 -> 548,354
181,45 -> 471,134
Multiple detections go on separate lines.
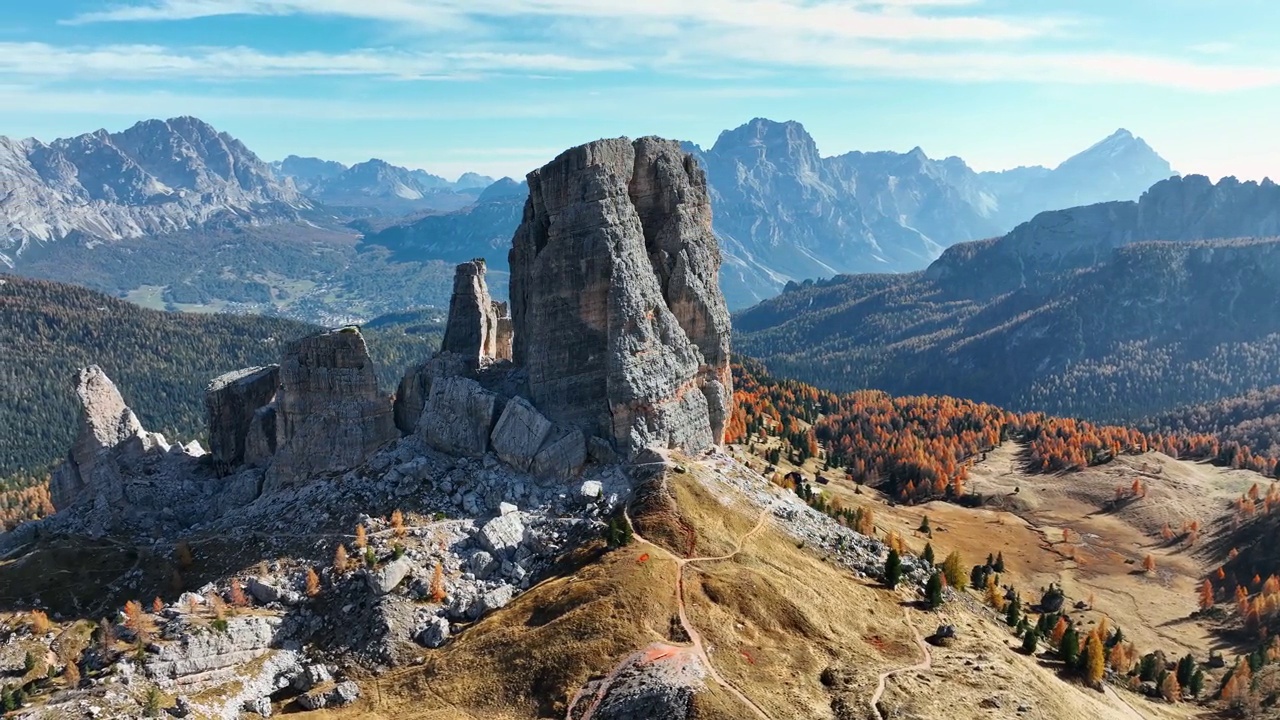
4,0 -> 1278,181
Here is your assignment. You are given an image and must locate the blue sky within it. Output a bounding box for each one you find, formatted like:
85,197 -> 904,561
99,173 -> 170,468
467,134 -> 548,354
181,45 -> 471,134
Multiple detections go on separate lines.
3,0 -> 1278,181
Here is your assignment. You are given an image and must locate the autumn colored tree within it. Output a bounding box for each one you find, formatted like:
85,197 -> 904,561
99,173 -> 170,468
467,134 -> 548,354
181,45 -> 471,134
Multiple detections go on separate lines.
228,582 -> 249,608
391,509 -> 405,538
123,600 -> 145,633
430,563 -> 448,603
1198,580 -> 1215,611
334,544 -> 349,573
354,524 -> 368,550
1050,616 -> 1069,647
1142,554 -> 1156,573
152,597 -> 163,614
185,595 -> 200,616
305,568 -> 321,598
28,610 -> 49,635
942,551 -> 968,591
1159,672 -> 1180,702
1084,634 -> 1106,687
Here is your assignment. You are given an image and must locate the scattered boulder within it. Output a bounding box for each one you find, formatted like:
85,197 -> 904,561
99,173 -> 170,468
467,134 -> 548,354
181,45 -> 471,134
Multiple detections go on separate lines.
508,137 -> 732,456
415,616 -> 450,648
490,396 -> 553,471
269,328 -> 396,487
421,376 -> 498,457
364,557 -> 414,595
478,513 -> 525,556
298,681 -> 360,710
480,585 -> 515,614
205,365 -> 279,471
247,577 -> 283,605
531,426 -> 586,480
293,664 -> 333,692
468,551 -> 498,580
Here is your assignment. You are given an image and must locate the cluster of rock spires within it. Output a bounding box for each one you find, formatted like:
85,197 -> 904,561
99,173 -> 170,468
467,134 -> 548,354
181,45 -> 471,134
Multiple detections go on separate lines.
41,136 -> 733,537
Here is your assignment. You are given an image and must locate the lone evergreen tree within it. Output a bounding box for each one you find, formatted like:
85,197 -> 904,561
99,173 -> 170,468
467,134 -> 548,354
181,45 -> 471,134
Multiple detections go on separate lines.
922,542 -> 935,565
993,552 -> 1006,573
1059,626 -> 1080,667
1005,594 -> 1021,627
884,549 -> 903,589
1021,628 -> 1039,655
918,516 -> 931,534
926,572 -> 945,609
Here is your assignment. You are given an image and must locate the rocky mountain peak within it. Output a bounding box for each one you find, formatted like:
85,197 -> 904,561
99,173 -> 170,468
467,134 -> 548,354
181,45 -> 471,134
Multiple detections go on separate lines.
510,136 -> 732,454
0,116 -> 308,255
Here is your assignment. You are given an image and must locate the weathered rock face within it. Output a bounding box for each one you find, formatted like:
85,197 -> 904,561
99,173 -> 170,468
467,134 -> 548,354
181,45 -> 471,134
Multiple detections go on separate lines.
441,259 -> 500,362
509,137 -> 732,456
393,351 -> 469,435
420,376 -> 498,457
46,365 -> 254,536
270,329 -> 396,486
205,366 -> 279,470
492,301 -> 514,362
50,365 -> 149,509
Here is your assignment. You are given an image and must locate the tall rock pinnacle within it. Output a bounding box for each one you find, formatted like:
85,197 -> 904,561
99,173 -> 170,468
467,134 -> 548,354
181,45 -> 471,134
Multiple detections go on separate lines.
441,259 -> 500,362
509,137 -> 732,455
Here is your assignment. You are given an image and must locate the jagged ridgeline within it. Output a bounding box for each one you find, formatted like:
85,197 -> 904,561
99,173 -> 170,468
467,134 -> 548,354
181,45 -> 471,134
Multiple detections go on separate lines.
736,176 -> 1280,424
0,275 -> 442,481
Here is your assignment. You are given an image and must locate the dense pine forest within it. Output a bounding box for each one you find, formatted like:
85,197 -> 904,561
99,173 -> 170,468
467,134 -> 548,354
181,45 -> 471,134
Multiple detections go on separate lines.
0,276 -> 442,524
735,238 -> 1280,425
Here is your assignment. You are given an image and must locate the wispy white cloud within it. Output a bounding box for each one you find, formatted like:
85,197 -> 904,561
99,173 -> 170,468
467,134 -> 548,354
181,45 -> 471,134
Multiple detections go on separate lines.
49,0 -> 1280,93
67,0 -> 1060,42
0,42 -> 625,80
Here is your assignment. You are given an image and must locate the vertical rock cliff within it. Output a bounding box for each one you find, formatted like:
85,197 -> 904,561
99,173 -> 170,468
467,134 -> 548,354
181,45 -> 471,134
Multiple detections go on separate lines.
441,259 -> 500,363
270,329 -> 396,486
509,137 -> 732,455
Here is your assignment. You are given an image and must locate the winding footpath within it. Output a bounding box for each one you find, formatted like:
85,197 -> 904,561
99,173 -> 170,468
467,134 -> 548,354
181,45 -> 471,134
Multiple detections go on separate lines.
566,506 -> 773,720
868,608 -> 932,718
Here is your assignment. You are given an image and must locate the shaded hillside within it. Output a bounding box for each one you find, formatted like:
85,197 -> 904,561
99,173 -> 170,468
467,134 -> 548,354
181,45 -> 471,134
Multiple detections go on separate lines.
736,176 -> 1280,424
1147,387 -> 1280,458
0,276 -> 442,478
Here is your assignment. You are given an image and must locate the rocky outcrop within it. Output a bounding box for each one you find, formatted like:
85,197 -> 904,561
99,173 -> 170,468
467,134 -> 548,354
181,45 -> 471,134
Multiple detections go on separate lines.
205,366 -> 279,470
270,329 -> 396,487
420,376 -> 498,457
489,396 -> 552,471
50,366 -> 150,509
393,352 -> 470,435
509,137 -> 732,456
441,259 -> 500,363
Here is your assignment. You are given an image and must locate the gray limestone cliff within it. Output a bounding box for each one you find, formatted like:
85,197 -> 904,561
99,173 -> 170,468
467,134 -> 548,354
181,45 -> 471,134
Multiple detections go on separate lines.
509,137 -> 732,456
269,328 -> 396,487
205,366 -> 280,470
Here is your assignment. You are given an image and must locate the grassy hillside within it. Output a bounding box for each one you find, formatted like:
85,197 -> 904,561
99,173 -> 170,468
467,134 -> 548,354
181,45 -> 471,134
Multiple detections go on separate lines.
0,275 -> 441,479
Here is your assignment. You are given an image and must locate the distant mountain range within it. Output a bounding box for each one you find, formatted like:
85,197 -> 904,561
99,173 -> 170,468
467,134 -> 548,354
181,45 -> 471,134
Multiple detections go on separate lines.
685,120 -> 1175,306
0,115 -> 1179,319
0,117 -> 309,266
735,174 -> 1280,423
271,155 -> 495,215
